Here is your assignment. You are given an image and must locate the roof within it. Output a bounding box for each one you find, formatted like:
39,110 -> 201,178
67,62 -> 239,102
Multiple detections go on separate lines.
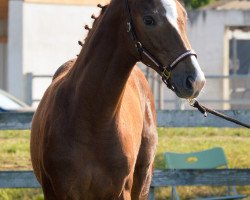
0,0 -> 111,20
25,0 -> 110,5
203,0 -> 250,10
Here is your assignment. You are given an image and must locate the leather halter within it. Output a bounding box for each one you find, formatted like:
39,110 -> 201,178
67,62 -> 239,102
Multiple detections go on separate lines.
125,0 -> 197,91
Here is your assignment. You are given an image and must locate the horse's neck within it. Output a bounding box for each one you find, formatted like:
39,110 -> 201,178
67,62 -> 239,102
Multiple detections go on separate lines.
67,3 -> 136,124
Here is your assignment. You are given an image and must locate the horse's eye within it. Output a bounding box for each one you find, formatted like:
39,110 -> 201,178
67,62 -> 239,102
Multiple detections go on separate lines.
143,16 -> 155,26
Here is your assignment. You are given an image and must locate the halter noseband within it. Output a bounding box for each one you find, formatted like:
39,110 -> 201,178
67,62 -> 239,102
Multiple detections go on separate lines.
124,0 -> 197,91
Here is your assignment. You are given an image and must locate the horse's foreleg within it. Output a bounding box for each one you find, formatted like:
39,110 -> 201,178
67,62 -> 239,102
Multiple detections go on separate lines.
41,172 -> 58,200
131,125 -> 157,200
117,173 -> 134,200
131,164 -> 154,200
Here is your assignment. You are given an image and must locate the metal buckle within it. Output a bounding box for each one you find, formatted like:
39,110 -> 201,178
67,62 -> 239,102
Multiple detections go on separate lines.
188,99 -> 196,107
127,22 -> 131,32
135,42 -> 142,50
161,67 -> 171,80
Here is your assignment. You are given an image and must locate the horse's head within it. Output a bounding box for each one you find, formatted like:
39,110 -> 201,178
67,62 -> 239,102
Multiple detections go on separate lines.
126,0 -> 205,99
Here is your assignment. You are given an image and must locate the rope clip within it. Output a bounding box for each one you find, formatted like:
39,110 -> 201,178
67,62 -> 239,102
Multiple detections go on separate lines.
189,99 -> 208,117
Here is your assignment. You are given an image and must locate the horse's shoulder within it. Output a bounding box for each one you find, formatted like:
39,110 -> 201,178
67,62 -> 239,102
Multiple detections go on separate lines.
129,66 -> 153,96
130,65 -> 156,120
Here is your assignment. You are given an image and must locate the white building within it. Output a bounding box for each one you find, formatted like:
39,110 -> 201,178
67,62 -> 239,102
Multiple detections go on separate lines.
1,0 -> 250,109
187,0 -> 250,109
5,0 -> 108,105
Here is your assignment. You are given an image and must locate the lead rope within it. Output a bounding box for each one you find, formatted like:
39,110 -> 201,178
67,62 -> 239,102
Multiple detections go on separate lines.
189,99 -> 250,129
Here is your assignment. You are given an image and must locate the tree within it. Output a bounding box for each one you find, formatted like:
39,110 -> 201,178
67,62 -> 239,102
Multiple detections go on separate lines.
182,0 -> 215,9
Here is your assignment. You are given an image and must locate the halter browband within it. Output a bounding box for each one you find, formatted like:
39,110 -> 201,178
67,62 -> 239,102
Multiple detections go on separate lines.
124,0 -> 197,91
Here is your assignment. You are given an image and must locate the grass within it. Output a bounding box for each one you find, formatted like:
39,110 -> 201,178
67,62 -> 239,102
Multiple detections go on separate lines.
0,189 -> 43,200
155,128 -> 250,199
156,127 -> 250,169
0,128 -> 250,199
0,131 -> 31,170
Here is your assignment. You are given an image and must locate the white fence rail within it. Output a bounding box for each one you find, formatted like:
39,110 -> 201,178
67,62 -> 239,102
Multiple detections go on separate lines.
24,73 -> 250,110
1,111 -> 250,129
1,169 -> 250,200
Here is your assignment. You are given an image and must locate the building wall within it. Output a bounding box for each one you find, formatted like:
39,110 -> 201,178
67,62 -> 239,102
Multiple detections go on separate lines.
7,0 -> 24,99
22,3 -> 98,75
8,0 -> 101,101
187,10 -> 250,109
188,10 -> 250,75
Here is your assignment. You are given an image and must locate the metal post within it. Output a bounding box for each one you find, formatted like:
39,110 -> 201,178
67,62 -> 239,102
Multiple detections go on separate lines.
158,77 -> 164,110
146,68 -> 150,80
232,37 -> 239,74
24,73 -> 33,106
148,187 -> 155,200
174,96 -> 181,110
152,71 -> 156,107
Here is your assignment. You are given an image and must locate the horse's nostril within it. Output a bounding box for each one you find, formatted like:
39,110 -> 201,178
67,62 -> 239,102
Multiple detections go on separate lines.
186,76 -> 194,90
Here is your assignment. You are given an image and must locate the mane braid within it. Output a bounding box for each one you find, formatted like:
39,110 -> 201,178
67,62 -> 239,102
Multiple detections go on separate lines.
79,4 -> 109,50
63,3 -> 110,79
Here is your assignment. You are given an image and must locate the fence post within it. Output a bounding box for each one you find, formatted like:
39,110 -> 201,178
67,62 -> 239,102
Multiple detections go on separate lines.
24,73 -> 33,106
148,187 -> 155,200
158,77 -> 164,110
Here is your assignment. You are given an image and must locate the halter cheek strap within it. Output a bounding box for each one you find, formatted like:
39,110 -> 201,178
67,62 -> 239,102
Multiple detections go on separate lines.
124,0 -> 197,91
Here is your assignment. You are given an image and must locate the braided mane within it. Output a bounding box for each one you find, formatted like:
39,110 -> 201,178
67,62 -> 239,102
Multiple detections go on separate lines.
79,4 -> 109,49
53,4 -> 109,80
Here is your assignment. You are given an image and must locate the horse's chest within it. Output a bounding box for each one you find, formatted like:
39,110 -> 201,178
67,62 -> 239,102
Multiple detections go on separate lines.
119,94 -> 144,136
91,130 -> 137,168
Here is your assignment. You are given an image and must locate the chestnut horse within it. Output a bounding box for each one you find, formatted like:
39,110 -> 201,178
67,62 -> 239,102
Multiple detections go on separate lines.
30,0 -> 205,199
